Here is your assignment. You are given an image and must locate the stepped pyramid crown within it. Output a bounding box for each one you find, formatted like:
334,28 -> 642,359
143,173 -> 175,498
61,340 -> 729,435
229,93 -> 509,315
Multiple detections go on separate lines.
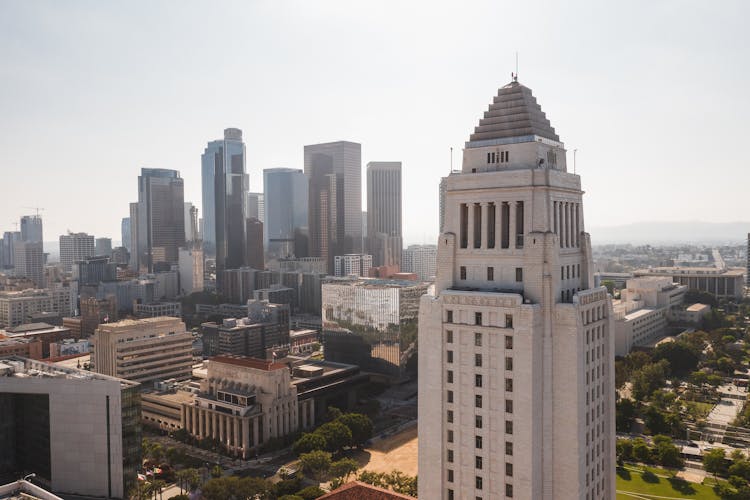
469,80 -> 559,143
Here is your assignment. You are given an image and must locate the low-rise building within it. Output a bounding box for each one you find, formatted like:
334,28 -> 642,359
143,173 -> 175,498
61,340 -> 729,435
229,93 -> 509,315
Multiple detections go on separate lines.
634,265 -> 745,300
133,301 -> 182,319
92,317 -> 193,384
334,254 -> 373,277
0,289 -> 73,328
613,277 -> 687,356
0,357 -> 140,499
2,323 -> 75,359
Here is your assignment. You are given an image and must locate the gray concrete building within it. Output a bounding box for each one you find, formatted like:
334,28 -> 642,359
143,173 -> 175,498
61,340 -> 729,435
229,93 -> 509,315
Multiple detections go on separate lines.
136,168 -> 185,272
0,357 -> 140,499
264,168 -> 308,258
59,232 -> 95,272
366,162 -> 402,268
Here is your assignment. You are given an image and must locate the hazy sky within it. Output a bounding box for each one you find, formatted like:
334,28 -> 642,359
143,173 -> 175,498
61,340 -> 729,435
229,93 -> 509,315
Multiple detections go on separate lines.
1,0 -> 748,246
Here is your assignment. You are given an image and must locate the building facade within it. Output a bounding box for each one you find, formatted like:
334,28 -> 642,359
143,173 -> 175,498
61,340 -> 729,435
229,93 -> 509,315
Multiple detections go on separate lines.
322,278 -> 427,379
402,244 -> 438,281
201,128 -> 248,269
634,266 -> 745,300
59,232 -> 95,273
92,317 -> 193,384
0,289 -> 74,328
334,254 -> 373,277
418,80 -> 615,500
20,215 -> 43,244
136,168 -> 185,272
366,162 -> 403,268
305,141 -> 362,273
264,168 -> 309,258
13,240 -> 45,288
0,357 -> 140,499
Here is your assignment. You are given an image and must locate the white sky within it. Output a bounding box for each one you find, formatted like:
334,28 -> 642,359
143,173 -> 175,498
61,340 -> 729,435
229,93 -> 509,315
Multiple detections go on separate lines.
1,0 -> 748,246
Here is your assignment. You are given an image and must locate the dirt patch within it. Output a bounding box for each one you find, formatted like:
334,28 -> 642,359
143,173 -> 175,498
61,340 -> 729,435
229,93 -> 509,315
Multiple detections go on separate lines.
356,426 -> 418,476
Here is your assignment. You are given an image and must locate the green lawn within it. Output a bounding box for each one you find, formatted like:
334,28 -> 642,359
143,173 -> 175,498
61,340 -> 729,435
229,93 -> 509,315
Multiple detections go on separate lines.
616,466 -> 720,499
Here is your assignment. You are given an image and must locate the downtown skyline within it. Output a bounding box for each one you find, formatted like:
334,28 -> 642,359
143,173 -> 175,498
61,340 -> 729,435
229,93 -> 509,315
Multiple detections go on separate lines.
1,1 -> 749,245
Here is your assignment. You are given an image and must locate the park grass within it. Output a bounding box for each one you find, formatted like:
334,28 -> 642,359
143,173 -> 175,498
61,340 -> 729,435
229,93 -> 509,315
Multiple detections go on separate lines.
616,466 -> 720,499
684,400 -> 715,419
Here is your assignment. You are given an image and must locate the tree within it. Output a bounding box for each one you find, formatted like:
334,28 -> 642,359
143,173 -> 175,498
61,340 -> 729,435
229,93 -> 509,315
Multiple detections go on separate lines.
336,413 -> 373,447
293,432 -> 327,456
617,439 -> 633,461
653,436 -> 683,468
201,476 -> 274,500
653,342 -> 699,376
298,450 -> 332,480
330,457 -> 359,481
210,464 -> 223,478
278,496 -> 304,500
729,459 -> 750,482
601,280 -> 616,294
632,438 -> 651,463
326,406 -> 343,422
275,478 -> 303,497
616,399 -> 637,432
296,486 -> 326,500
690,371 -> 708,387
704,448 -> 727,479
316,421 -> 352,453
615,360 -> 630,390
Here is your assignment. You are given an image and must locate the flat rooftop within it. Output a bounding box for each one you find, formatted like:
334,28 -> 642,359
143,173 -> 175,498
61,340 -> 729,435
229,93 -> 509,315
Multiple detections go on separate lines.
636,267 -> 745,277
0,356 -> 138,388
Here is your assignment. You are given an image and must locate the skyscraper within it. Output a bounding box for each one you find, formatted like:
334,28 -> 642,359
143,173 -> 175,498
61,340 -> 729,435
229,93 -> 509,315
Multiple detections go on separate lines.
136,168 -> 185,272
402,244 -> 437,281
418,79 -> 615,500
246,192 -> 265,223
13,240 -> 45,288
366,161 -> 402,268
245,217 -> 264,270
20,214 -> 43,245
121,217 -> 131,251
59,232 -> 95,272
95,237 -> 112,257
304,141 -> 362,273
0,231 -> 21,269
264,168 -> 308,258
201,128 -> 248,270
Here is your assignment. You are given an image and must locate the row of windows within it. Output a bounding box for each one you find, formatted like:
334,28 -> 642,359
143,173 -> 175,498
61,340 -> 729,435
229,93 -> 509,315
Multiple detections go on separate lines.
446,331 -> 514,348
487,150 -> 509,164
458,201 -> 524,250
447,484 -> 513,499
445,355 -> 511,375
446,310 -> 514,328
459,266 -> 523,283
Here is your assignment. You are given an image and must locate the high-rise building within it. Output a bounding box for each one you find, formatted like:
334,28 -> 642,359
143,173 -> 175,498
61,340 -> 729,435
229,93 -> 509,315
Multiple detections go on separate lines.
246,192 -> 265,223
73,256 -> 117,285
305,141 -> 362,273
128,203 -> 139,269
184,202 -> 195,242
20,215 -> 43,245
59,232 -> 95,272
12,241 -> 45,288
264,168 -> 309,258
95,237 -> 112,257
366,162 -> 402,268
121,217 -> 131,251
201,128 -> 249,269
418,79 -> 615,500
245,218 -> 265,271
402,244 -> 437,281
92,317 -> 193,384
0,357 -> 141,499
136,168 -> 185,272
0,231 -> 21,268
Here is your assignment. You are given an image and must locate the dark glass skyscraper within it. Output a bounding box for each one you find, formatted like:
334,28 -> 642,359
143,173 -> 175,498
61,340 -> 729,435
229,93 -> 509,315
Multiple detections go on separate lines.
136,168 -> 185,272
304,141 -> 362,273
263,167 -> 308,259
366,161 -> 402,268
201,128 -> 248,271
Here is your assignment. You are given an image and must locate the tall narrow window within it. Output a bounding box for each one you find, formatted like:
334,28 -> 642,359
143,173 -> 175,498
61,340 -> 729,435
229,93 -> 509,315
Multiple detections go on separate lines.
460,204 -> 468,248
515,201 -> 525,248
475,312 -> 482,325
487,203 -> 496,248
501,202 -> 510,248
515,267 -> 523,282
505,315 -> 514,329
487,267 -> 494,281
460,266 -> 467,280
473,203 -> 482,248
447,310 -> 453,323
487,152 -> 491,164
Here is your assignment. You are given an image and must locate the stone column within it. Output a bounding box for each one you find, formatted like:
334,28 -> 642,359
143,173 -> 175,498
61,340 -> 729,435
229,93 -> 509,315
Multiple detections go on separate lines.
253,417 -> 259,447
480,202 -> 488,250
496,201 -> 504,249
233,418 -> 240,452
181,405 -> 186,429
242,419 -> 251,457
509,201 -> 517,249
558,202 -> 564,248
467,202 -> 475,249
198,409 -> 204,439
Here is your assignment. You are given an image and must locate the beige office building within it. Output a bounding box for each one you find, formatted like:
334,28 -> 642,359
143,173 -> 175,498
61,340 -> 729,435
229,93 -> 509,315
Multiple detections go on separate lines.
92,317 -> 193,384
0,288 -> 73,328
634,266 -> 744,300
180,356 -> 304,458
418,79 -> 615,500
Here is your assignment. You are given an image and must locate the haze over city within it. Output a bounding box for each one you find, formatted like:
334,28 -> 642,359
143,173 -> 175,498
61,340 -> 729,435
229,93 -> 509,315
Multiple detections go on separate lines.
2,0 -> 748,245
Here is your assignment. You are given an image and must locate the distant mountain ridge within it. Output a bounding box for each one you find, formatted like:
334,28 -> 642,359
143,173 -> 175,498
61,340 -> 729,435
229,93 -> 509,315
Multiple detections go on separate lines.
589,221 -> 750,245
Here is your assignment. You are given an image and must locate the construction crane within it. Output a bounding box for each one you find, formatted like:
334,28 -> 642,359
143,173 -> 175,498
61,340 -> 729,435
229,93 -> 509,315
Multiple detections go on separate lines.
22,206 -> 45,216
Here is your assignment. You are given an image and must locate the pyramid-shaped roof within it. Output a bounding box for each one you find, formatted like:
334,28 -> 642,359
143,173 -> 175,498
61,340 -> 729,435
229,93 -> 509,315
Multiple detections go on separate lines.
469,81 -> 560,143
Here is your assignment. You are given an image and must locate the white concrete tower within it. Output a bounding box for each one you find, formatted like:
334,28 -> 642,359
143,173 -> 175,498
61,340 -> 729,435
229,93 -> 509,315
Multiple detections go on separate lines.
418,79 -> 616,500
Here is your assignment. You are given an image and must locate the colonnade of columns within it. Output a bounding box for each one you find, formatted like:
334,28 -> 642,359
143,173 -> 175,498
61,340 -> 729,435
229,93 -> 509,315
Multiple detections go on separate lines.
459,201 -> 525,250
552,200 -> 581,249
181,404 -> 260,459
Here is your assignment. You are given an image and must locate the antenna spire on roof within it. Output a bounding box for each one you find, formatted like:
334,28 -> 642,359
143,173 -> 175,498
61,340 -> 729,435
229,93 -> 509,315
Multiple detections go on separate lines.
513,52 -> 519,82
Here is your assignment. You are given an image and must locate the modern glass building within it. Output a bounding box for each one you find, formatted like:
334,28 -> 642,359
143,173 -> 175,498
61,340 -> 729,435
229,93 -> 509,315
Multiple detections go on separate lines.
264,168 -> 308,259
321,278 -> 428,379
136,168 -> 185,272
20,215 -> 43,245
201,128 -> 248,271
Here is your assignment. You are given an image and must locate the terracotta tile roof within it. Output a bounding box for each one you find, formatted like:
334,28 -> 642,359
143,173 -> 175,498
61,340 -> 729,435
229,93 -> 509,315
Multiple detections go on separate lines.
318,481 -> 416,500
